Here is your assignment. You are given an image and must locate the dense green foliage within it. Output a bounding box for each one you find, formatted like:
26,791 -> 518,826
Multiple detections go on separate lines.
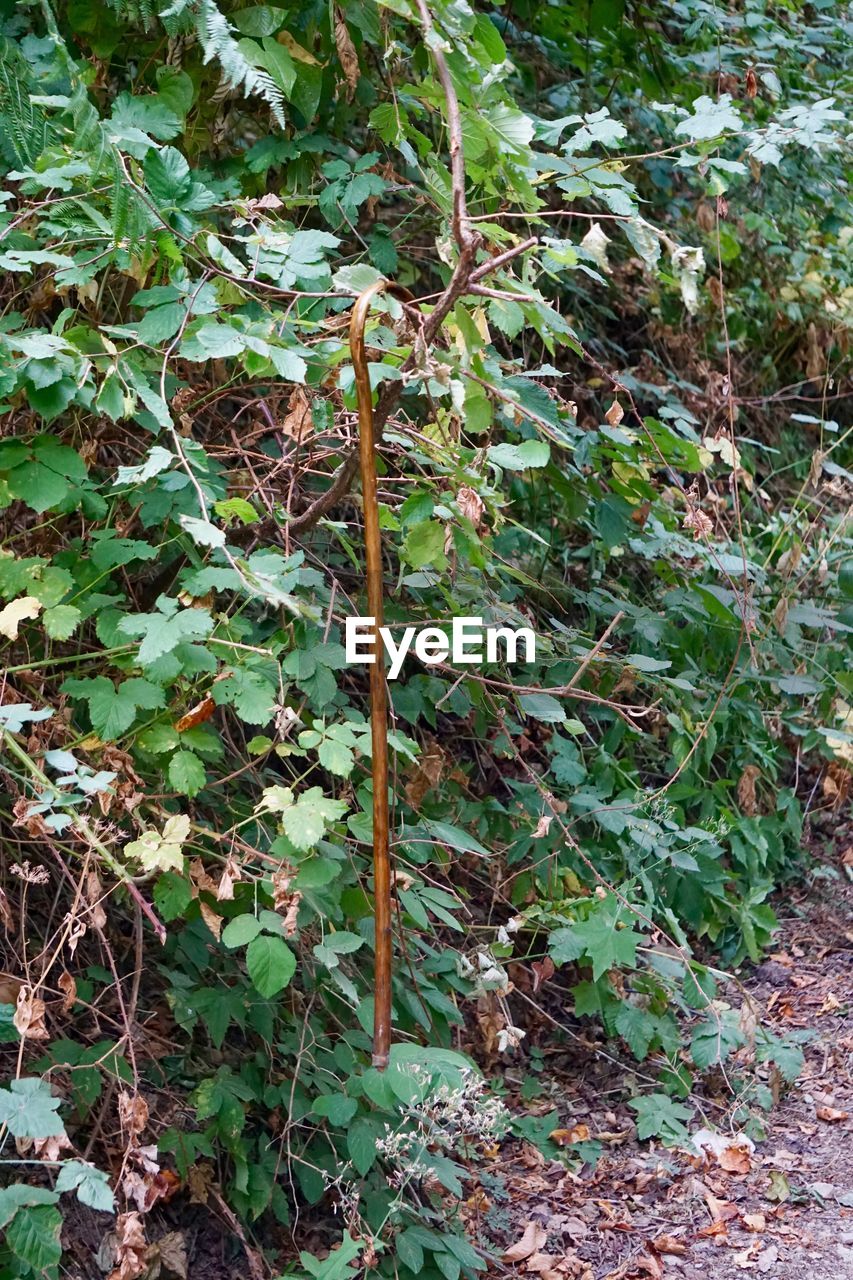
0,0 -> 850,1275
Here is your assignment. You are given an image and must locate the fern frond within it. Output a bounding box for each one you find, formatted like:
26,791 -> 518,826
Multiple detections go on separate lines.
104,0 -> 158,30
196,0 -> 286,127
0,38 -> 50,166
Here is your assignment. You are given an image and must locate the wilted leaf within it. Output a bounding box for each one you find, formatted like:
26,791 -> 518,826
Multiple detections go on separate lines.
504,1222 -> 547,1263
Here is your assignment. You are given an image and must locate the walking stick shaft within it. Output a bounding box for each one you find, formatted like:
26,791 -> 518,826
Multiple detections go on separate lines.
350,282 -> 392,1069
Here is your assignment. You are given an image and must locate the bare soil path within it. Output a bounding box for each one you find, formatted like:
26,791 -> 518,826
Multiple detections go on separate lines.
478,871 -> 853,1280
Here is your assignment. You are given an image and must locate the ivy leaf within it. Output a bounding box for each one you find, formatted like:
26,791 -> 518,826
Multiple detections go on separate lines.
246,934 -> 296,997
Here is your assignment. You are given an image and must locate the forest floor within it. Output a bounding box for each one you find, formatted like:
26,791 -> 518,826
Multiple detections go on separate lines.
60,857 -> 853,1279
481,861 -> 853,1280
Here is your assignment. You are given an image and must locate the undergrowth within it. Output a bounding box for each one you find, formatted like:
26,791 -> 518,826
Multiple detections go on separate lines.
0,0 -> 850,1276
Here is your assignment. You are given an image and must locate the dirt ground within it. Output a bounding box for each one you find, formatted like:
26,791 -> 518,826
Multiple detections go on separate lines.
479,869 -> 853,1280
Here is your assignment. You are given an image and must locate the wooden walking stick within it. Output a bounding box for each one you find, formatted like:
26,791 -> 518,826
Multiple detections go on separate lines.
350,281 -> 393,1069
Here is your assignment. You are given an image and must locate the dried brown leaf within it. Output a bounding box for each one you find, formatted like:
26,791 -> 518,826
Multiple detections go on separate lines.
107,1211 -> 147,1280
14,986 -> 48,1040
198,900 -> 222,941
816,1105 -> 849,1123
118,1090 -> 149,1138
281,386 -> 313,442
737,765 -> 761,817
155,1231 -> 188,1279
505,1222 -> 548,1263
57,970 -> 76,1013
457,485 -> 485,530
333,9 -> 359,101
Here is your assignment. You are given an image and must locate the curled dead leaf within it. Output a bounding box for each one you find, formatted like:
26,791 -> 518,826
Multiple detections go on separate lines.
649,1234 -> 687,1255
216,855 -> 242,902
816,1105 -> 849,1123
14,986 -> 48,1040
198,900 -> 222,941
107,1211 -> 147,1280
333,9 -> 359,102
57,970 -> 77,1013
281,386 -> 313,443
737,764 -> 761,817
118,1090 -> 149,1139
532,956 -> 555,994
457,485 -> 485,530
550,1123 -> 590,1146
504,1222 -> 548,1263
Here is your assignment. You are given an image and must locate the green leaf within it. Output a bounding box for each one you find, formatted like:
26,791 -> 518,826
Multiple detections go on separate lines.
6,1204 -> 63,1272
125,814 -> 190,874
690,1017 -> 745,1070
487,440 -> 550,470
629,1092 -> 692,1143
300,1231 -> 363,1280
277,788 -> 347,851
402,520 -> 446,569
571,904 -> 643,981
179,515 -> 226,548
519,692 -> 565,723
55,1160 -> 115,1212
118,600 -> 214,666
168,750 -> 206,798
0,1185 -> 59,1231
615,1003 -> 655,1060
61,676 -> 165,739
153,872 -> 193,922
346,1115 -> 380,1175
0,1077 -> 65,1139
246,934 -> 296,997
43,604 -> 82,641
675,94 -> 742,141
312,1094 -> 359,1125
213,668 -> 276,724
318,736 -> 355,777
397,1229 -> 424,1274
144,145 -> 191,204
222,914 -> 263,948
